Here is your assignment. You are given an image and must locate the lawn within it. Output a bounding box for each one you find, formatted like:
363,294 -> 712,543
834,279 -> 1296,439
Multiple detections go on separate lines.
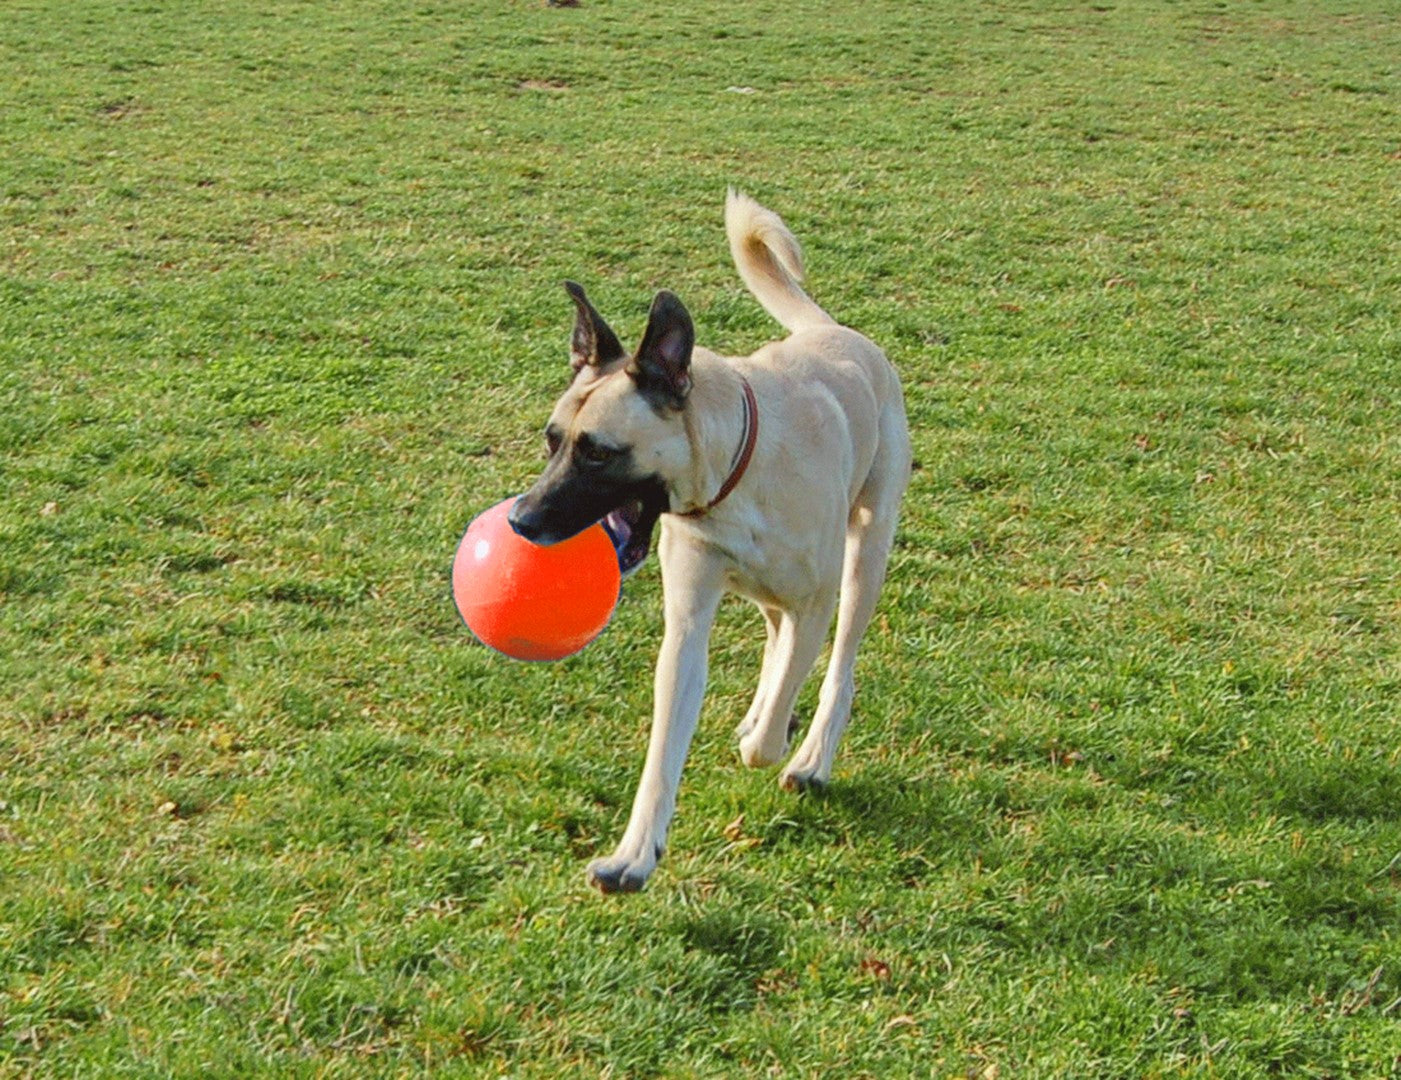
2,0 -> 1399,1075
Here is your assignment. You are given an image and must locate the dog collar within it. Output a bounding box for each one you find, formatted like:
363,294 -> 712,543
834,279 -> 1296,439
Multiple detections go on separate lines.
682,376 -> 758,517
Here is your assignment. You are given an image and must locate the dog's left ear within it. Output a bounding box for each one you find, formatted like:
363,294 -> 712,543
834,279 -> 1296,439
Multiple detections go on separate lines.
628,290 -> 694,408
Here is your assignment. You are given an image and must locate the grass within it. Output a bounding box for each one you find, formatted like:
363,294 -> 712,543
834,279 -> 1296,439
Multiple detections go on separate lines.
2,0 -> 1399,1075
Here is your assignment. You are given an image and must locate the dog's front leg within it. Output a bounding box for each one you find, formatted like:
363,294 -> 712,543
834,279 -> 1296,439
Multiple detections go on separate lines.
587,559 -> 723,894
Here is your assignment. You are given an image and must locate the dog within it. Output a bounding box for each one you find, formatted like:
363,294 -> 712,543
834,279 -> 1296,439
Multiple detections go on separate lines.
509,191 -> 911,893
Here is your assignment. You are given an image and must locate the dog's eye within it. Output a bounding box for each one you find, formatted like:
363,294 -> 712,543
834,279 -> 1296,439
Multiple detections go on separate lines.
576,438 -> 619,465
545,428 -> 563,457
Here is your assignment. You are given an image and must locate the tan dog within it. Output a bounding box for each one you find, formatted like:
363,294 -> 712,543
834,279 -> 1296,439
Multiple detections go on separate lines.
510,192 -> 911,892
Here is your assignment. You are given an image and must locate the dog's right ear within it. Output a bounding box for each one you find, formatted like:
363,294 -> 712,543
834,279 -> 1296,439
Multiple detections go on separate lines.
564,281 -> 625,373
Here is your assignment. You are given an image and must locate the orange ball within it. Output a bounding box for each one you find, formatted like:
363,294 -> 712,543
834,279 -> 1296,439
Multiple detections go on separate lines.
452,496 -> 620,662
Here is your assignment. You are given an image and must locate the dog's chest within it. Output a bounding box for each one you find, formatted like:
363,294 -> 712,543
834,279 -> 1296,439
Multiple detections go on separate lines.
664,513 -> 842,608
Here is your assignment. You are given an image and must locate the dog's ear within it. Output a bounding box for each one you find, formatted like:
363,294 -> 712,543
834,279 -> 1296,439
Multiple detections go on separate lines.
628,290 -> 694,408
564,281 -> 625,373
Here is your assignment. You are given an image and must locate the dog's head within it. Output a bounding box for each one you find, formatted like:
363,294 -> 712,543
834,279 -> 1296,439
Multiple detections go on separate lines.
508,282 -> 694,575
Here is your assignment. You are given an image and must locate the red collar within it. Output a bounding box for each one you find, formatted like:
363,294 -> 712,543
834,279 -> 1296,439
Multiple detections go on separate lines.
682,377 -> 758,517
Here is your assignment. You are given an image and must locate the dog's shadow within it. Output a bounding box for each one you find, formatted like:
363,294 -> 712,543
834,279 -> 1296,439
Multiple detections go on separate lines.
745,767 -> 996,872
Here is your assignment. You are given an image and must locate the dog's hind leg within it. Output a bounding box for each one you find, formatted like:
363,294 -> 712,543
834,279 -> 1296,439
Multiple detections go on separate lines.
736,592 -> 838,769
781,427 -> 910,791
779,512 -> 895,790
735,604 -> 783,748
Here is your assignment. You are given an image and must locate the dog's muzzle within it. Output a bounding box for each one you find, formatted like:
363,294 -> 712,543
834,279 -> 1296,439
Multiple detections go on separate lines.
508,481 -> 668,578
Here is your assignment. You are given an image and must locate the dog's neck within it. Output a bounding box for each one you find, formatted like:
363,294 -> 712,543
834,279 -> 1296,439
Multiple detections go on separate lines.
676,355 -> 758,516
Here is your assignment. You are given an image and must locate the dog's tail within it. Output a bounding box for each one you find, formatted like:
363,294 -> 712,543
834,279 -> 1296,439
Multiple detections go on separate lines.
726,189 -> 837,334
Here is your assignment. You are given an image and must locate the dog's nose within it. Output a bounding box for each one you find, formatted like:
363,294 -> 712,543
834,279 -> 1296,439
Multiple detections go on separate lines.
506,501 -> 542,542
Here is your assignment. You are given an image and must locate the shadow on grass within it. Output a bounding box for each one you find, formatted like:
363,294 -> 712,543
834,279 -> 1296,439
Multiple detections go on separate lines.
755,768 -> 1009,872
1264,756 -> 1401,823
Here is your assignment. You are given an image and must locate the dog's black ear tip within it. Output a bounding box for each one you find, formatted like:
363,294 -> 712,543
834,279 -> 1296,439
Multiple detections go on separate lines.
564,280 -> 586,302
649,289 -> 691,321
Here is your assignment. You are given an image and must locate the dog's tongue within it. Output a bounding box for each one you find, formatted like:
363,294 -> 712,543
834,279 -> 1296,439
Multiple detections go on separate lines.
603,499 -> 655,575
602,506 -> 636,569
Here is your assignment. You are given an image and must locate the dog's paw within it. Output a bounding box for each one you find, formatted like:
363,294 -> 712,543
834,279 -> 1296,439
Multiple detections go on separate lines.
586,853 -> 655,894
779,765 -> 829,793
738,731 -> 782,768
738,713 -> 800,768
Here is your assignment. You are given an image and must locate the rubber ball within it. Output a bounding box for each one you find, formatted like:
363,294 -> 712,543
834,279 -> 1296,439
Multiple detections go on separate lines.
451,496 -> 620,661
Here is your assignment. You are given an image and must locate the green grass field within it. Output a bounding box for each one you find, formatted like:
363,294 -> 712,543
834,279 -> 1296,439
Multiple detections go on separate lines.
3,0 -> 1399,1075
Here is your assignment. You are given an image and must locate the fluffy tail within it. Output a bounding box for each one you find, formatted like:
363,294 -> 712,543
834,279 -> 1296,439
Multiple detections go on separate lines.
725,189 -> 837,334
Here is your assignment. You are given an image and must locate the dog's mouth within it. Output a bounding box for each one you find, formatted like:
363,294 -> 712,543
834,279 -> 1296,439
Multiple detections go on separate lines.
602,492 -> 667,577
510,465 -> 670,578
